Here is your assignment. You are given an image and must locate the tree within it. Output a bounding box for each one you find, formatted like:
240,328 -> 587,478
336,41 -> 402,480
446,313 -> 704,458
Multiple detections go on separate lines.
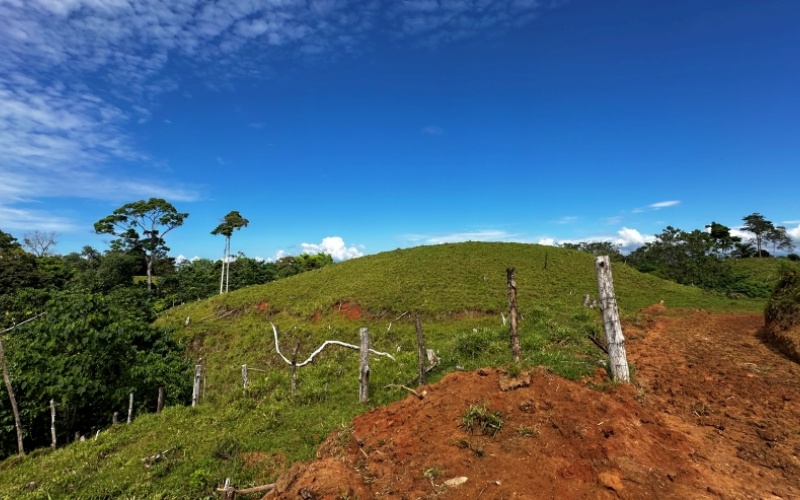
766,226 -> 795,255
705,222 -> 740,257
211,211 -> 249,294
0,230 -> 40,295
742,213 -> 774,258
732,241 -> 757,258
627,226 -> 736,290
94,199 -> 188,290
22,231 -> 57,257
559,241 -> 624,262
1,290 -> 191,456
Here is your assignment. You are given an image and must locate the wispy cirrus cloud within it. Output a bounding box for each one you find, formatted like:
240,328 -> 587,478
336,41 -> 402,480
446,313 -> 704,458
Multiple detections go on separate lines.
552,216 -> 578,224
0,0 -> 557,230
0,205 -> 79,232
632,200 -> 681,213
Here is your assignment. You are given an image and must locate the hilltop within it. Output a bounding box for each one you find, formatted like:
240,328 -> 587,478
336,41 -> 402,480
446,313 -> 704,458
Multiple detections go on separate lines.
0,242 -> 769,498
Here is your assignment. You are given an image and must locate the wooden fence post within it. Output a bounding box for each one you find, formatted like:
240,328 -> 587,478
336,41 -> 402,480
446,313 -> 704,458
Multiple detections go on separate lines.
157,387 -> 165,413
359,328 -> 370,403
414,316 -> 427,386
50,399 -> 57,449
113,412 -> 119,425
507,267 -> 520,364
192,364 -> 202,407
595,256 -> 630,383
127,392 -> 134,424
241,364 -> 249,389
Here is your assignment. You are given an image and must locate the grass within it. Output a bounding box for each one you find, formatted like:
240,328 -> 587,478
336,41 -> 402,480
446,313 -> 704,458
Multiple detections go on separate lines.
729,257 -> 800,290
461,403 -> 504,436
0,242 -> 769,498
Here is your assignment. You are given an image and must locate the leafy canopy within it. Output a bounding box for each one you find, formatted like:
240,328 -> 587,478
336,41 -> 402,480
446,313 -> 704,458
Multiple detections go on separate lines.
211,211 -> 249,238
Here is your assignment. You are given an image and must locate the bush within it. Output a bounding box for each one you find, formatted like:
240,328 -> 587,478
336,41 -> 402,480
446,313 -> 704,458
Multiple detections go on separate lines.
787,253 -> 800,262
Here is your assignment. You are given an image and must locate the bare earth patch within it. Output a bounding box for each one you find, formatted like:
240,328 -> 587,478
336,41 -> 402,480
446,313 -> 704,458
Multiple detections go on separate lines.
265,308 -> 800,499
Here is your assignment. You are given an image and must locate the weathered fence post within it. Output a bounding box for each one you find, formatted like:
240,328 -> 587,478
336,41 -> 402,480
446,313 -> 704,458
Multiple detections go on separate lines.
192,364 -> 202,407
157,387 -> 165,413
50,399 -> 57,449
127,392 -> 134,424
359,328 -> 370,403
415,316 -> 427,386
241,364 -> 249,389
595,256 -> 630,383
507,267 -> 520,363
113,412 -> 119,425
222,478 -> 235,500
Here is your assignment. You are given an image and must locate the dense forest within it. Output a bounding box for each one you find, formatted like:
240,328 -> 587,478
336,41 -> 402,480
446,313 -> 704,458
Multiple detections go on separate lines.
0,199 -> 333,457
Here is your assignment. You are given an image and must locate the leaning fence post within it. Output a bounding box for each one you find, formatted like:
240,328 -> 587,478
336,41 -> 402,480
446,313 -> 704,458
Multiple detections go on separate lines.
595,256 -> 630,383
359,328 -> 370,403
241,364 -> 249,390
127,392 -> 134,424
50,399 -> 57,449
192,364 -> 202,407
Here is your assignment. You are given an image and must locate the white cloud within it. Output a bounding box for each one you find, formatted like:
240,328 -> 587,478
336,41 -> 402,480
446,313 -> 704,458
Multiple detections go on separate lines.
614,227 -> 655,249
0,205 -> 79,232
787,225 -> 800,241
538,237 -> 557,246
730,228 -> 752,241
301,236 -> 364,262
633,200 -> 680,213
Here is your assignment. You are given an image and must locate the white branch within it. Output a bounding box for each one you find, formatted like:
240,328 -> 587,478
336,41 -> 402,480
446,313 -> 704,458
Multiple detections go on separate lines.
270,323 -> 395,367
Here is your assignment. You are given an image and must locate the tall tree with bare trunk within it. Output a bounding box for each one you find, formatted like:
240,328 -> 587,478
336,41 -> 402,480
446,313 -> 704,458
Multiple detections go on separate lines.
211,211 -> 249,294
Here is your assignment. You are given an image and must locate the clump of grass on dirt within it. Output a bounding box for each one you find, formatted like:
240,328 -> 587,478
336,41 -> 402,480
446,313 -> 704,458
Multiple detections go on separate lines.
461,403 -> 504,436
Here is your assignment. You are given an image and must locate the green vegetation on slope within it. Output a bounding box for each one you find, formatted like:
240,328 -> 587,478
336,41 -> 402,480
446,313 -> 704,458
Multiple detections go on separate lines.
0,242 -> 765,498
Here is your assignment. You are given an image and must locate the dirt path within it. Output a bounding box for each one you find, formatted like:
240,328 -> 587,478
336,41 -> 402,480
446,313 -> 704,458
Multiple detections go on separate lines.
264,308 -> 800,499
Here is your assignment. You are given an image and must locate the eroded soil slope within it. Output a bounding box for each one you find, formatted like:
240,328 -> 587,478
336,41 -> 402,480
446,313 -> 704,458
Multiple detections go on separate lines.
265,308 -> 800,499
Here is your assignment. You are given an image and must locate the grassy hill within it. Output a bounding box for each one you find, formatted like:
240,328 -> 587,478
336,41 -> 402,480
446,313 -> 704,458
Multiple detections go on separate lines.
0,242 -> 766,498
729,257 -> 800,290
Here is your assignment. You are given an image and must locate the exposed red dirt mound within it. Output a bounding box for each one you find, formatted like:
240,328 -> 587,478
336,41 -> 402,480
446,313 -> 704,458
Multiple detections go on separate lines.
265,308 -> 800,499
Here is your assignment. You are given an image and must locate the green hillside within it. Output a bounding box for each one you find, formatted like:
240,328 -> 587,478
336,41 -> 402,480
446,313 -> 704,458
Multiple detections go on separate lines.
729,257 -> 800,290
0,243 -> 765,499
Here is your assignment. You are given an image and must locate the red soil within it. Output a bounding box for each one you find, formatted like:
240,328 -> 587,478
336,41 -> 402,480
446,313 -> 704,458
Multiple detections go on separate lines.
264,308 -> 800,499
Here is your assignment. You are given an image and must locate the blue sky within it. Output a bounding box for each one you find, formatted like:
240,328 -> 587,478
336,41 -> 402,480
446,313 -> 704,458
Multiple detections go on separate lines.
2,0 -> 799,261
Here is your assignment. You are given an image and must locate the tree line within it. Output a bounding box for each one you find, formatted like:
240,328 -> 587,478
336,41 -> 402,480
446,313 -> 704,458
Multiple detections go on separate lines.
561,213 -> 797,298
0,198 -> 333,458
